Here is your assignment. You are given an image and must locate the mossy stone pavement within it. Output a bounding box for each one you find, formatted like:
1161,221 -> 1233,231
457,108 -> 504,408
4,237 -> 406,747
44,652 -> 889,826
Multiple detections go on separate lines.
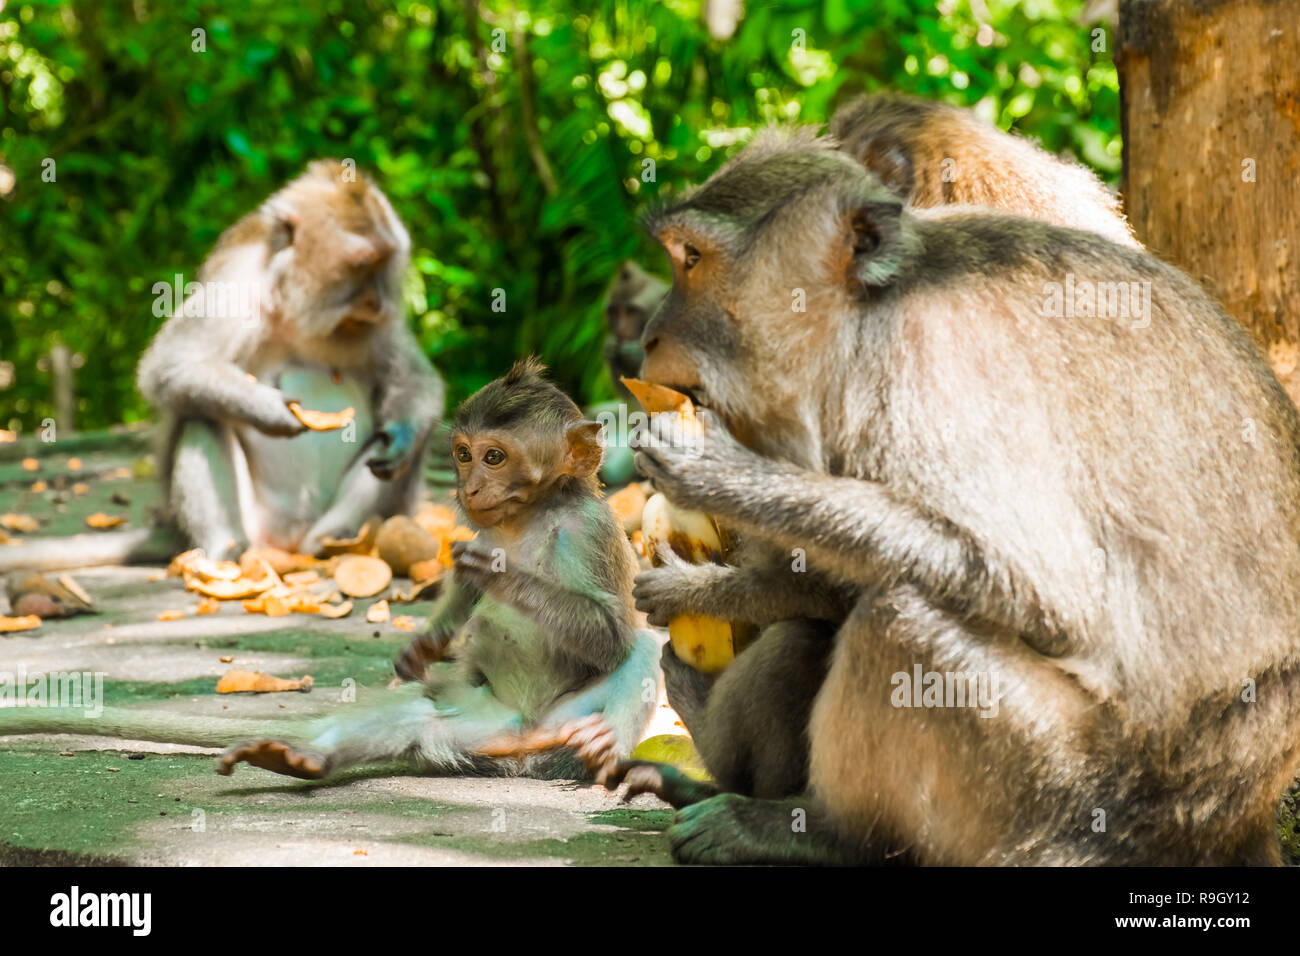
0,431 -> 673,866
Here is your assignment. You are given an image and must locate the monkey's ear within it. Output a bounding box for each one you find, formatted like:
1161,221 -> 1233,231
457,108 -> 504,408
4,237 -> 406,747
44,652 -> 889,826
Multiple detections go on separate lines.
562,421 -> 605,478
846,200 -> 906,287
859,138 -> 914,201
267,207 -> 300,253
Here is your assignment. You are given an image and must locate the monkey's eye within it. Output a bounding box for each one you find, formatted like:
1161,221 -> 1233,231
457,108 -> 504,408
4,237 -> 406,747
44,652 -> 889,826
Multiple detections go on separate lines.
683,244 -> 701,271
455,445 -> 472,463
483,448 -> 506,466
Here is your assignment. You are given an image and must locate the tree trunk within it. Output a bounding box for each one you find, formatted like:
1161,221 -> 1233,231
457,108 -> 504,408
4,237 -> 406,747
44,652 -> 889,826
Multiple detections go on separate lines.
1118,0 -> 1300,402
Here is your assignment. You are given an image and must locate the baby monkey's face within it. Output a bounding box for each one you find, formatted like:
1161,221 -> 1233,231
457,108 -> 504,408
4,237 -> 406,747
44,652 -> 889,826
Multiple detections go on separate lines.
450,430 -> 548,529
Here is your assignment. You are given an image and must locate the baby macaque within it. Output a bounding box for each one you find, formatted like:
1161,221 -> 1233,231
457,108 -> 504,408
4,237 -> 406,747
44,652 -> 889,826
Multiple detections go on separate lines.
136,160 -> 444,559
0,362 -> 659,784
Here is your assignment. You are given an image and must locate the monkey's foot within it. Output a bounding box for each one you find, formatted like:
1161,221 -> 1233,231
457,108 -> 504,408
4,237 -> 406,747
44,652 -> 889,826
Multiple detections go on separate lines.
668,794 -> 862,866
555,713 -> 623,786
668,794 -> 797,865
613,762 -> 719,809
217,740 -> 327,779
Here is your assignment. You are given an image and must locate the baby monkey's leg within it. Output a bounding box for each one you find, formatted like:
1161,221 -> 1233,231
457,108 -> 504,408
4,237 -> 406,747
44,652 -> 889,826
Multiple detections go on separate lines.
218,675 -> 524,780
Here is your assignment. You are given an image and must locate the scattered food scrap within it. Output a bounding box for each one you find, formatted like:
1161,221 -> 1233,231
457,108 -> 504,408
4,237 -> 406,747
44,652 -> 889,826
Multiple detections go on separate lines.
216,670 -> 314,694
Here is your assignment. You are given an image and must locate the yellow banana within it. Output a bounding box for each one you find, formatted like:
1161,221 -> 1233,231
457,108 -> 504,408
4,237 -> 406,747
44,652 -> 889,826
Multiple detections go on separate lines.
622,377 -> 747,674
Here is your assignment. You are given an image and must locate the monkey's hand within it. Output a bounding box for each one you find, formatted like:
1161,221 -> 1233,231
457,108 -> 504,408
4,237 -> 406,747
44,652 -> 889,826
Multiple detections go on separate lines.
659,640 -> 715,732
451,538 -> 505,594
633,542 -> 730,626
634,408 -> 764,512
249,388 -> 310,437
394,628 -> 453,682
558,715 -> 718,808
366,421 -> 418,480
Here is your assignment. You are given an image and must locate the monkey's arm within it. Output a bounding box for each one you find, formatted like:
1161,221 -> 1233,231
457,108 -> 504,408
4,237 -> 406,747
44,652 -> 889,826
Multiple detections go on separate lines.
137,315 -> 305,437
366,327 -> 445,480
636,410 -> 1070,654
452,535 -> 631,674
394,576 -> 481,681
633,549 -> 855,628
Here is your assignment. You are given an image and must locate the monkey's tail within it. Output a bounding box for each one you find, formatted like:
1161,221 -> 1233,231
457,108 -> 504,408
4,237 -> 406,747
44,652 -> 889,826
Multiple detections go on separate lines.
0,704 -> 307,749
0,526 -> 185,575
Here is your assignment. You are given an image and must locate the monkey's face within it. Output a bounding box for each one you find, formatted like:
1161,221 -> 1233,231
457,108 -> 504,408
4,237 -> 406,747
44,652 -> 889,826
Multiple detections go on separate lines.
267,169 -> 411,342
451,430 -> 549,529
605,262 -> 663,343
640,138 -> 909,464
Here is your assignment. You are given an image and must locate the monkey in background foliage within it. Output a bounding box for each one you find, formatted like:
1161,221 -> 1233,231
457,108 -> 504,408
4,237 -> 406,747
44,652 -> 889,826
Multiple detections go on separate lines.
603,260 -> 669,399
591,126 -> 1300,865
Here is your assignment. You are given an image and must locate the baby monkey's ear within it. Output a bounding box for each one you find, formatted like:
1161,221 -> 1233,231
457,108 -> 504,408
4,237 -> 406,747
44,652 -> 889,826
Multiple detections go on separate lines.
563,421 -> 605,478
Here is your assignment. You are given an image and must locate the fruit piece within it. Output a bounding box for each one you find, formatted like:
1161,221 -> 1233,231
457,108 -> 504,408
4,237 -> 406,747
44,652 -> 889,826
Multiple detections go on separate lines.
239,547 -> 321,577
334,554 -> 392,598
366,599 -> 390,623
1,513 -> 39,533
167,549 -> 204,577
318,600 -> 353,619
56,575 -> 94,608
185,571 -> 277,601
192,558 -> 242,582
408,558 -> 443,584
287,401 -> 355,432
21,458 -> 38,472
641,492 -> 736,674
216,670 -> 314,694
413,503 -> 458,539
607,482 -> 649,534
620,378 -> 695,417
0,429 -> 15,443
0,615 -> 41,632
376,516 -> 440,576
392,616 -> 417,631
67,457 -> 82,471
283,570 -> 321,588
85,512 -> 126,529
30,481 -> 48,493
157,609 -> 186,621
630,733 -> 714,782
436,526 -> 477,569
321,516 -> 383,556
196,597 -> 221,615
8,572 -> 94,619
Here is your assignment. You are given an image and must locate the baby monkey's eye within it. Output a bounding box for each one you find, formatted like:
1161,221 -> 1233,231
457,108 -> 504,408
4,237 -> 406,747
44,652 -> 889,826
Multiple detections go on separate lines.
683,244 -> 701,271
483,448 -> 506,466
455,445 -> 472,463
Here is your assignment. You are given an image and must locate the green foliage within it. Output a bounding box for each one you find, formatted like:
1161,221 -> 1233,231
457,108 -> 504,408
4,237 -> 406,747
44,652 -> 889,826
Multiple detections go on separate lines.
0,0 -> 1119,432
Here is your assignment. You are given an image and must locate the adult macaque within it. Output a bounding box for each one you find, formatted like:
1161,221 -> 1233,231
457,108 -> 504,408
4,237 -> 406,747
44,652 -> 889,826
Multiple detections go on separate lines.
830,93 -> 1139,247
624,93 -> 1152,806
0,362 -> 659,782
0,161 -> 444,575
602,261 -> 668,400
586,129 -> 1300,864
